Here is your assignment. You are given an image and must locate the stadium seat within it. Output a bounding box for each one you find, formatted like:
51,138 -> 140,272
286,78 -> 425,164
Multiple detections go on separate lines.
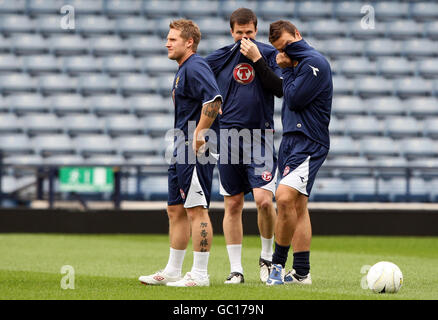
256,1 -> 295,19
356,76 -> 394,97
51,95 -> 89,115
180,0 -> 219,18
326,117 -> 345,135
0,14 -> 35,34
332,76 -> 355,95
312,178 -> 350,202
128,94 -> 171,115
44,154 -> 85,166
344,116 -> 383,138
374,2 -> 409,21
410,158 -> 438,180
329,136 -> 360,156
349,177 -> 380,202
63,114 -> 105,136
418,59 -> 438,78
425,21 -> 438,40
365,97 -> 406,117
31,134 -> 75,156
115,136 -> 158,157
380,178 -> 430,202
0,114 -> 21,134
142,176 -> 168,200
400,137 -> 437,159
76,15 -> 116,35
0,0 -> 26,13
90,36 -> 127,56
331,96 -> 366,116
412,2 -> 438,22
11,34 -> 48,55
63,56 -> 102,74
157,74 -> 175,96
23,55 -> 62,75
297,1 -> 333,20
386,20 -> 424,39
126,155 -> 166,166
0,96 -> 8,112
49,35 -> 89,56
102,55 -> 139,75
116,17 -> 155,36
27,0 -> 63,14
327,156 -> 371,178
0,73 -> 38,93
64,0 -> 104,14
143,0 -> 179,17
78,74 -> 116,94
360,137 -> 400,157
395,77 -> 433,98
105,115 -> 145,136
90,95 -> 129,115
105,0 -> 143,16
0,134 -> 33,155
118,74 -> 158,95
334,1 -> 364,21
197,17 -> 230,36
340,57 -> 377,77
364,39 -> 402,58
324,38 -> 364,57
347,20 -> 386,39
4,154 -> 44,166
372,156 -> 409,179
220,0 -> 258,18
144,114 -> 174,137
0,54 -> 21,72
38,74 -> 78,94
73,134 -> 116,156
0,35 -> 11,53
384,116 -> 422,138
141,56 -> 177,75
9,94 -> 50,114
126,36 -> 166,56
406,97 -> 438,117
403,39 -> 438,59
36,15 -> 71,35
84,154 -> 126,166
22,114 -> 64,135
310,20 -> 347,38
423,118 -> 438,139
377,57 -> 415,78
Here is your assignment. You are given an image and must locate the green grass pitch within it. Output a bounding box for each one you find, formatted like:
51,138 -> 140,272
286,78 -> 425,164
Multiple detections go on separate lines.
0,234 -> 437,300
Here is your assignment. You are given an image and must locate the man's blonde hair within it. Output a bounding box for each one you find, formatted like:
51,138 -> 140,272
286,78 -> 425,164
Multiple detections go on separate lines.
169,19 -> 202,52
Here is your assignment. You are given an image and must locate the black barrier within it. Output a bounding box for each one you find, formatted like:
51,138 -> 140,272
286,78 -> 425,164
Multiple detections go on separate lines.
0,207 -> 437,236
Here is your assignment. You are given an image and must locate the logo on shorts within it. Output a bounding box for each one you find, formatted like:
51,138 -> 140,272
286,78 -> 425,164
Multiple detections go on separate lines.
283,166 -> 290,177
179,189 -> 186,200
233,63 -> 255,85
261,171 -> 272,182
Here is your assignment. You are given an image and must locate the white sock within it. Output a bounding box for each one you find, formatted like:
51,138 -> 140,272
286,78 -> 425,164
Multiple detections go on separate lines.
191,251 -> 210,278
226,244 -> 243,274
163,248 -> 186,277
260,236 -> 274,261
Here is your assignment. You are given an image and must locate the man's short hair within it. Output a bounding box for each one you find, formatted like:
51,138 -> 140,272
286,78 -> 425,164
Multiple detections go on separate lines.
269,20 -> 298,44
169,19 -> 201,52
230,8 -> 258,30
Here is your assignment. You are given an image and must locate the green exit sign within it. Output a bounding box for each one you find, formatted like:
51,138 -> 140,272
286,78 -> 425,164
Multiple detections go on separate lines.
59,167 -> 114,192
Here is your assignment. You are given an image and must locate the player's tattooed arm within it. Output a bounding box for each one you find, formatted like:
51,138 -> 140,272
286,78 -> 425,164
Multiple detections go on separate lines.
193,96 -> 222,154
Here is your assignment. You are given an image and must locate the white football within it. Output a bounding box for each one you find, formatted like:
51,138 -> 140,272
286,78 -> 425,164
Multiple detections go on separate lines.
367,261 -> 403,293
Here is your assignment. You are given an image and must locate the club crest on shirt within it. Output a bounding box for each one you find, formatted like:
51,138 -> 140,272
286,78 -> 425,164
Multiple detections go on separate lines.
175,76 -> 180,88
261,171 -> 272,182
233,63 -> 255,85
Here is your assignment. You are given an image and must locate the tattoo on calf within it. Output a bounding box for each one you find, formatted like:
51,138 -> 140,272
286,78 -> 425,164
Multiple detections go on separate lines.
200,222 -> 209,252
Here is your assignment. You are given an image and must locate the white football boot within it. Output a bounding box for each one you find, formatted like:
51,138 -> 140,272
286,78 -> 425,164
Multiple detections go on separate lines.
224,272 -> 244,284
166,272 -> 210,287
139,270 -> 181,285
283,269 -> 312,285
